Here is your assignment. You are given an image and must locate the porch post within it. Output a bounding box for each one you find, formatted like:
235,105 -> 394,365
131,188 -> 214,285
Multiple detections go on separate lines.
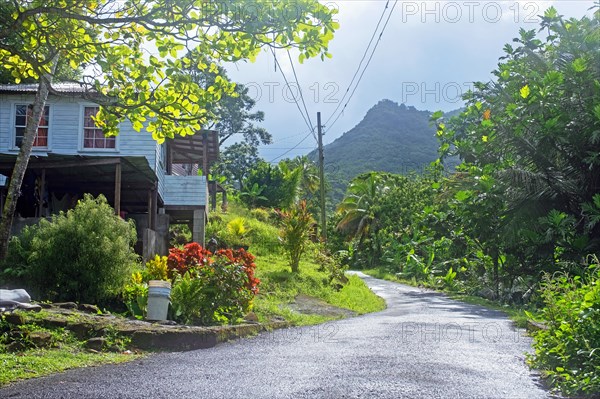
166,143 -> 173,175
151,186 -> 158,230
147,189 -> 153,229
210,181 -> 217,211
192,208 -> 205,246
38,168 -> 46,217
114,160 -> 121,216
222,190 -> 228,212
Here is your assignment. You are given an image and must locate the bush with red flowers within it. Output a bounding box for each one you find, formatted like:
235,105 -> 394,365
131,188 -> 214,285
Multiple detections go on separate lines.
168,243 -> 260,325
166,242 -> 212,279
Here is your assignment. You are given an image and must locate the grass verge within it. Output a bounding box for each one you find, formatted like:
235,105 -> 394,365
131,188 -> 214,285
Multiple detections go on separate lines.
254,254 -> 386,326
0,315 -> 143,387
0,349 -> 140,386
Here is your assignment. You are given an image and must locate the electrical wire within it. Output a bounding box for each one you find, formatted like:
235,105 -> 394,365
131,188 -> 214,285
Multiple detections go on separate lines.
260,147 -> 315,150
323,0 -> 390,128
268,131 -> 313,163
272,130 -> 311,142
325,0 -> 398,133
287,50 -> 316,141
270,47 -> 315,136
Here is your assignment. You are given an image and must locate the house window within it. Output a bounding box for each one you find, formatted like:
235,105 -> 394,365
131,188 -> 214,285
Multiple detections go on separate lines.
15,104 -> 49,147
83,106 -> 115,149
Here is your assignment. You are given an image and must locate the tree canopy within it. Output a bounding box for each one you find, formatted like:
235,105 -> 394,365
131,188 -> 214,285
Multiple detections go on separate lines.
184,57 -> 272,147
0,0 -> 338,140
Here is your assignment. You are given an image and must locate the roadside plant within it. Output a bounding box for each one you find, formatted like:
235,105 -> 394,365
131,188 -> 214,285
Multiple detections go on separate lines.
315,248 -> 348,290
528,256 -> 600,396
122,272 -> 148,319
278,200 -> 315,273
168,245 -> 259,325
439,267 -> 458,290
145,255 -> 169,281
225,217 -> 250,248
170,272 -> 204,325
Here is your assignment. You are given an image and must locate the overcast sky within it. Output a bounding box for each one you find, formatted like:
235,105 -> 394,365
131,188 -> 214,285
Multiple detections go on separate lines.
224,1 -> 595,161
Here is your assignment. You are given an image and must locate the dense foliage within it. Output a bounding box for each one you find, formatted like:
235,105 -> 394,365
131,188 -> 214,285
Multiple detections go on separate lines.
241,161 -> 301,209
1,194 -> 138,304
528,257 -> 600,396
170,247 -> 259,325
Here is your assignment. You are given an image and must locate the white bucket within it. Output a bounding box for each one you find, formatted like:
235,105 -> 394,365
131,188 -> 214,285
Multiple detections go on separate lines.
146,280 -> 171,321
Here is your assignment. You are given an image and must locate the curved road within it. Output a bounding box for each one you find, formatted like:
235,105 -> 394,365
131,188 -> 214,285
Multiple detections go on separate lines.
0,273 -> 549,398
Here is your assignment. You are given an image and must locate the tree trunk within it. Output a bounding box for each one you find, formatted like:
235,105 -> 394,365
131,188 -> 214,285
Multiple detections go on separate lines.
0,64 -> 56,259
492,247 -> 500,300
291,252 -> 300,273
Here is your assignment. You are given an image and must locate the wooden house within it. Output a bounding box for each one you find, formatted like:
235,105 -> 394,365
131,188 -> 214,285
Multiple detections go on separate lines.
0,83 -> 220,257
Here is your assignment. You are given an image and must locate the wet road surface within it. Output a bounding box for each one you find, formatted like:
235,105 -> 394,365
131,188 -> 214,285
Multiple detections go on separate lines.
0,273 -> 549,398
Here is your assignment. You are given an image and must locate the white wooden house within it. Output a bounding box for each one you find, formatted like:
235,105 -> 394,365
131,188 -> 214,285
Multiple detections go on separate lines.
0,84 -> 220,256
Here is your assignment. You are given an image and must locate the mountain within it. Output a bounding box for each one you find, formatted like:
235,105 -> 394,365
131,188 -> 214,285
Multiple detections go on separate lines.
309,99 -> 460,204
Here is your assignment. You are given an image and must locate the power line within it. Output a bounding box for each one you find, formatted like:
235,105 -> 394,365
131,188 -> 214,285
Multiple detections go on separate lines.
287,50 -> 316,141
259,147 -> 315,150
323,0 -> 391,128
271,131 -> 311,142
325,0 -> 398,133
268,131 -> 313,163
270,47 -> 315,136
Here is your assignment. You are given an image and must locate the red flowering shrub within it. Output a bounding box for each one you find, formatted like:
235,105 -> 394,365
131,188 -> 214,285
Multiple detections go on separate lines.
168,243 -> 261,325
167,242 -> 212,279
215,248 -> 260,295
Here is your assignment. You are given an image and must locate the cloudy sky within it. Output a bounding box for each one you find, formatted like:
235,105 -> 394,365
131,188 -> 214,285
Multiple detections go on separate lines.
225,1 -> 595,161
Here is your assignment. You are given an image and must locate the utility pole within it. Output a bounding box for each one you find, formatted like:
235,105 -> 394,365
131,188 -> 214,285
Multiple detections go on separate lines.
317,112 -> 327,241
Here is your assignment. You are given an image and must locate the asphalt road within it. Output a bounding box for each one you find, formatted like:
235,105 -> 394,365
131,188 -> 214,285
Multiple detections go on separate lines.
0,273 -> 550,399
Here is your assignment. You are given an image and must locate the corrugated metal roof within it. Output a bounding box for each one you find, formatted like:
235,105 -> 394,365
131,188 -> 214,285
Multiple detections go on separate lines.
0,83 -> 89,93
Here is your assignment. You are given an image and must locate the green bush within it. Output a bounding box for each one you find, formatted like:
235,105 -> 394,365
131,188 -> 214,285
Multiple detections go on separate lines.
2,194 -> 138,304
528,257 -> 600,396
170,272 -> 204,324
250,208 -> 270,222
122,272 -> 148,319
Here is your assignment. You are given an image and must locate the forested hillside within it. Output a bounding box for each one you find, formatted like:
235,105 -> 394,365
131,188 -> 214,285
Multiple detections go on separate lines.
310,100 -> 459,202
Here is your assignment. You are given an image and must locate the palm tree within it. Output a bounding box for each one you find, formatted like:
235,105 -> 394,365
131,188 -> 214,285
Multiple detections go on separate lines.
336,173 -> 389,265
280,156 -> 319,201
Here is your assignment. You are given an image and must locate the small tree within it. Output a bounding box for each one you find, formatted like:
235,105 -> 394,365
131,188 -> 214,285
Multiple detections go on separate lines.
279,200 -> 315,273
215,142 -> 262,190
2,194 -> 138,304
242,161 -> 301,209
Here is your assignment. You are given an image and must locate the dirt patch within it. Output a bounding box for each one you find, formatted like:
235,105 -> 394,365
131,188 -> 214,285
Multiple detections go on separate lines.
287,294 -> 356,318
